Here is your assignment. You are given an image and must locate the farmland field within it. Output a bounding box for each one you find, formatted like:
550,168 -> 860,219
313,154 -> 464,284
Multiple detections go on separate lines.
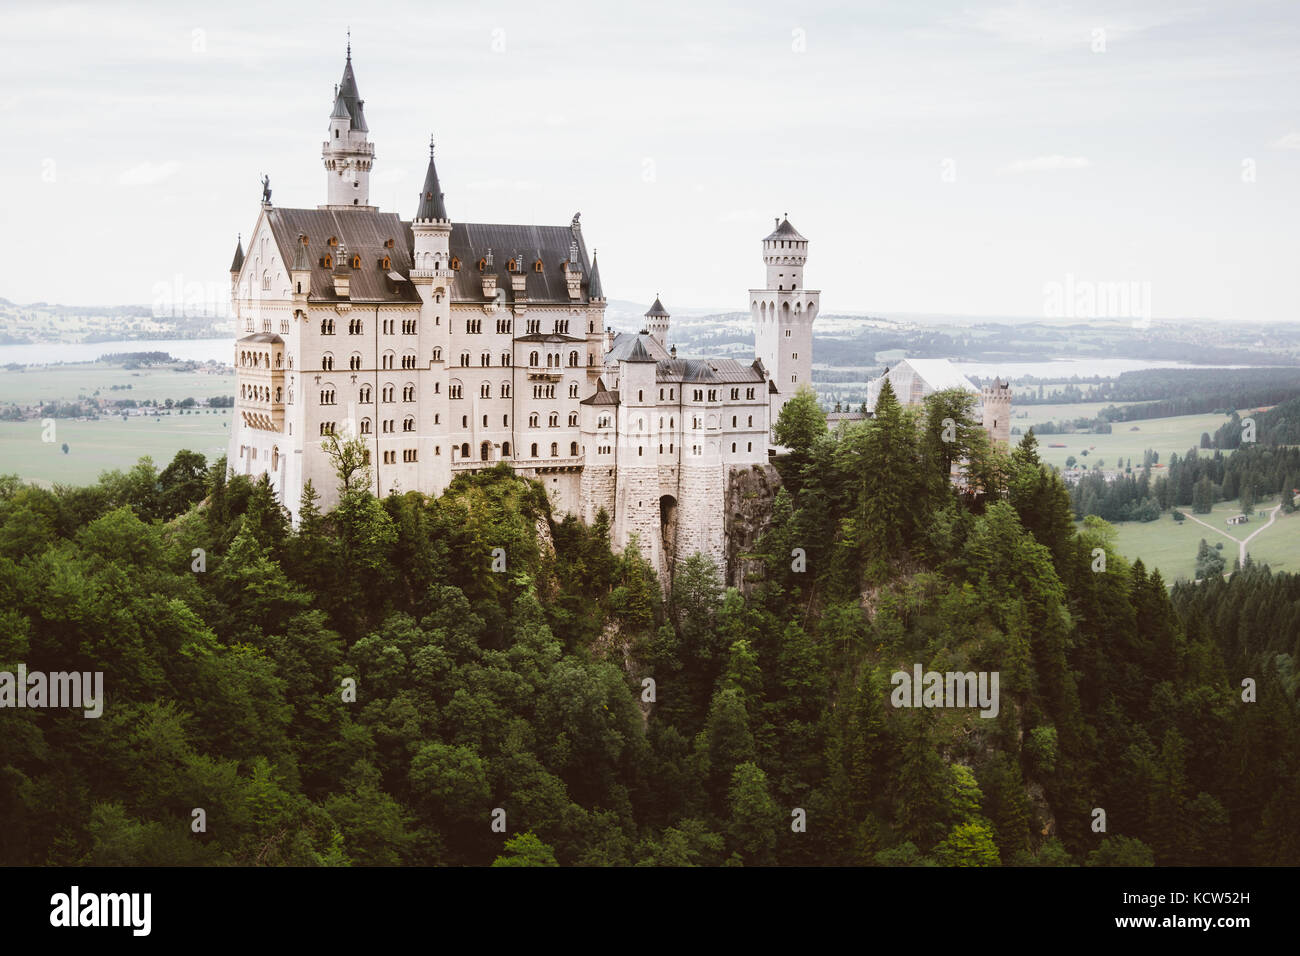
0,411 -> 233,487
1017,410 -> 1236,471
1107,494 -> 1299,583
0,363 -> 234,406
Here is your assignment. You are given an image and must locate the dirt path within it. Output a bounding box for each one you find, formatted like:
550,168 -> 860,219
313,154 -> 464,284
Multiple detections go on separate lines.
1181,503 -> 1281,567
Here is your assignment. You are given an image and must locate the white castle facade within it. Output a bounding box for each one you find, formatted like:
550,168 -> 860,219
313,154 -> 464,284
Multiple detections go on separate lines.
227,50 -> 818,576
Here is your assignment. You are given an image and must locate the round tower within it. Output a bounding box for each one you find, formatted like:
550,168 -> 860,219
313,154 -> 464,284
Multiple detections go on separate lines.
321,43 -> 376,209
645,296 -> 670,347
981,378 -> 1012,448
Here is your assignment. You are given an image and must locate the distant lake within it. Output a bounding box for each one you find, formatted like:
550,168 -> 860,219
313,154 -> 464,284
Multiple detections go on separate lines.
0,338 -> 233,366
949,358 -> 1261,379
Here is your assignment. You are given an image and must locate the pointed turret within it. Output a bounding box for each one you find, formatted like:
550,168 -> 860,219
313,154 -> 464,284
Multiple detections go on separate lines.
291,233 -> 311,273
644,296 -> 670,347
587,253 -> 604,301
229,235 -> 244,275
415,137 -> 449,222
335,48 -> 368,132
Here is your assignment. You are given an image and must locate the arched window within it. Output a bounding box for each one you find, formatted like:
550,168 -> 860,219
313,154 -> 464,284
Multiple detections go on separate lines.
460,442 -> 470,458
502,441 -> 511,456
501,352 -> 511,366
360,418 -> 371,434
500,382 -> 511,398
432,347 -> 442,362
321,353 -> 334,370
568,412 -> 577,427
569,351 -> 578,367
548,412 -> 558,427
530,443 -> 538,457
570,441 -> 578,456
529,413 -> 539,428
481,352 -> 491,367
550,442 -> 558,457
529,351 -> 538,367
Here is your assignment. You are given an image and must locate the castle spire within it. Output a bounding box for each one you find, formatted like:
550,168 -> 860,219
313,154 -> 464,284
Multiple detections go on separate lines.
322,45 -> 374,207
587,252 -> 604,300
415,134 -> 448,221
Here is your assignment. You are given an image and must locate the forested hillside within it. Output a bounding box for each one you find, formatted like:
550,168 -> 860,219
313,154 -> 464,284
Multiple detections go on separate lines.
0,382 -> 1295,866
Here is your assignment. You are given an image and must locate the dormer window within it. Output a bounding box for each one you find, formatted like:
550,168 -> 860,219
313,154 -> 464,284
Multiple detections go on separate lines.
380,255 -> 391,270
328,236 -> 338,247
351,254 -> 361,269
478,257 -> 487,272
450,256 -> 460,271
323,254 -> 333,269
508,258 -> 519,272
533,259 -> 544,273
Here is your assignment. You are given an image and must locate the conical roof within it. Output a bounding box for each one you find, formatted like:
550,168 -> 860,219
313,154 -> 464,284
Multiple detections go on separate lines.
291,234 -> 311,272
763,216 -> 805,241
622,335 -> 658,363
587,254 -> 604,299
334,51 -> 368,132
645,297 -> 669,318
415,139 -> 448,221
229,236 -> 244,273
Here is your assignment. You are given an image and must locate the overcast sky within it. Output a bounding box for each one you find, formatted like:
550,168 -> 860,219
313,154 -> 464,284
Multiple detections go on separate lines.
2,0 -> 1298,322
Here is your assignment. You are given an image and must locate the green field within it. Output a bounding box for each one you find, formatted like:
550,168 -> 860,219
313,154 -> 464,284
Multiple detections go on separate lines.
1107,495 -> 1300,583
0,363 -> 235,406
0,412 -> 233,487
1016,401 -> 1129,425
1017,410 -> 1234,472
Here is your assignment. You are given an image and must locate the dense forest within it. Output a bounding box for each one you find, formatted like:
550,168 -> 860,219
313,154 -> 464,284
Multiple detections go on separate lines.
0,382 -> 1296,866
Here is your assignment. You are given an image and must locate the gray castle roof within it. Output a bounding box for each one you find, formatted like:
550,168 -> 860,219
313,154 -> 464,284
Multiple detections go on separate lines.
645,297 -> 669,318
580,378 -> 620,406
418,220 -> 598,305
263,207 -> 607,306
267,207 -> 420,303
656,357 -> 766,385
229,237 -> 244,273
606,331 -> 672,363
764,216 -> 805,241
622,337 -> 658,363
587,254 -> 604,299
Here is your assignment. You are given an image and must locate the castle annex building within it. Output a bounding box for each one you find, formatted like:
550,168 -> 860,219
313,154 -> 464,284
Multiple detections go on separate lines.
227,49 -> 819,576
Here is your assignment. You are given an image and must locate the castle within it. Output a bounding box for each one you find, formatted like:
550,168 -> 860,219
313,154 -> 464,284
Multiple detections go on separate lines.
226,48 -> 817,577
865,358 -> 1012,448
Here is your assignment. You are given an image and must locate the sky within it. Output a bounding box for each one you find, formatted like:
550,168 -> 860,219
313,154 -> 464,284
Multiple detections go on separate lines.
1,0 -> 1298,322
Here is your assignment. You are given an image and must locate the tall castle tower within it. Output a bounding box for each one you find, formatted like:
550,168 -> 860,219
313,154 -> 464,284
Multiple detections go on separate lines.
410,136 -> 454,492
751,216 -> 818,434
645,296 -> 670,347
322,43 -> 375,209
981,379 -> 1012,448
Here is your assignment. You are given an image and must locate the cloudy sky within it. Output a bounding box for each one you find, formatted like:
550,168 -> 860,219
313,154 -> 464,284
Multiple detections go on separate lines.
1,0 -> 1298,322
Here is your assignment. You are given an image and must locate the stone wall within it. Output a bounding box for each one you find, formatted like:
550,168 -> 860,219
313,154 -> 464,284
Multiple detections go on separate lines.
724,462 -> 783,592
675,461 -> 726,573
